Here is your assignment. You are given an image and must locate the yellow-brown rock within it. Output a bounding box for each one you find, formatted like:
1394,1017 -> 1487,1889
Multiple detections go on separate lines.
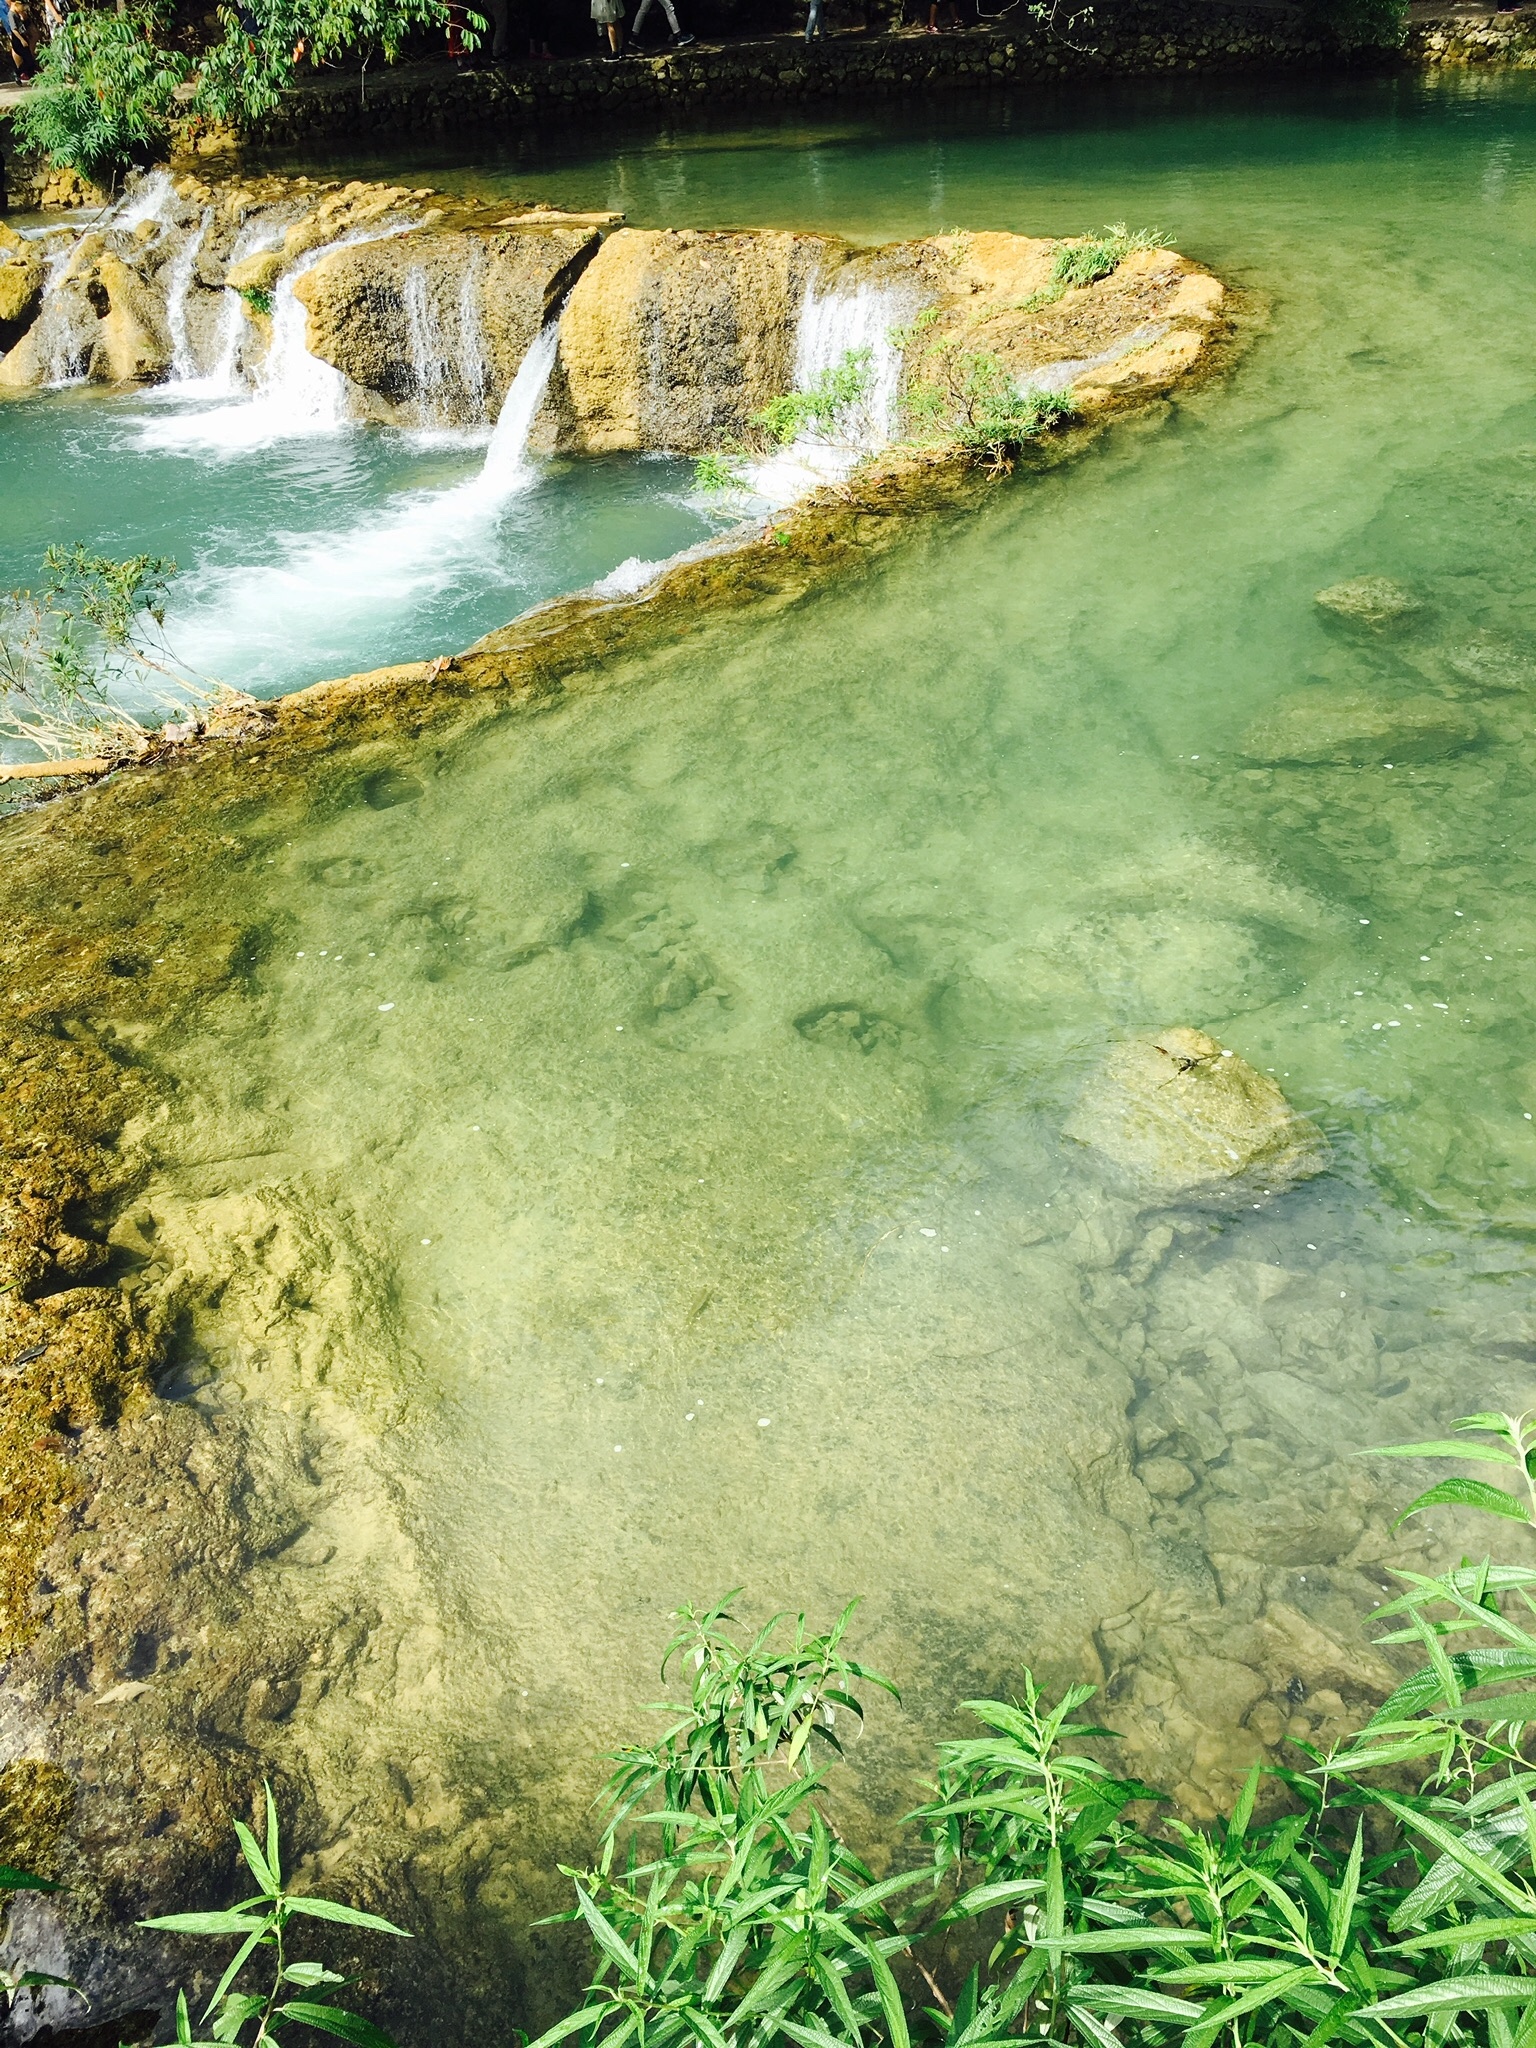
1065,1026 -> 1329,1199
295,225 -> 599,426
0,224 -> 44,351
556,227 -> 837,453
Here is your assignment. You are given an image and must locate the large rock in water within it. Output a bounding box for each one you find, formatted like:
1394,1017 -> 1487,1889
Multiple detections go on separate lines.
1065,1027 -> 1329,1200
1238,689 -> 1480,765
0,224 -> 43,353
555,227 -> 837,453
294,224 -> 600,427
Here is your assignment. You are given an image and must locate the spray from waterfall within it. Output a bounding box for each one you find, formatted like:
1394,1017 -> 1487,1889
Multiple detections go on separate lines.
404,265 -> 451,421
166,320 -> 563,684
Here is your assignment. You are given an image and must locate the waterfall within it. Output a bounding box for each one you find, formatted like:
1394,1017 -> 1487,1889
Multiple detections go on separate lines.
740,273 -> 914,508
792,276 -> 907,452
107,169 -> 177,235
38,239 -> 91,386
477,321 -> 560,495
402,247 -> 491,429
165,208 -> 213,381
134,231 -> 399,453
164,319 -> 562,687
403,264 -> 451,421
455,243 -> 490,425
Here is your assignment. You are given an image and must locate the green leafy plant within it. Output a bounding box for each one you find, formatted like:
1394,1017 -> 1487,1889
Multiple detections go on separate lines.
901,347 -> 1075,473
750,348 -> 874,447
140,1782 -> 410,2048
532,1594 -> 919,2048
694,449 -> 749,495
1017,225 -> 1170,313
13,4 -> 191,186
234,285 -> 275,318
1,544 -> 212,763
532,1435 -> 1536,2048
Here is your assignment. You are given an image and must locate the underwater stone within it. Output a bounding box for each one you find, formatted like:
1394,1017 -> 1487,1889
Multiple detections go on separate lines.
1064,1026 -> 1330,1200
1237,689 -> 1480,765
1313,576 -> 1424,628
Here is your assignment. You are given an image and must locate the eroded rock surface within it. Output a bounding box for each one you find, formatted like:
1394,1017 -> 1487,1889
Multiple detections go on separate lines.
555,227 -> 833,453
1064,1025 -> 1330,1199
295,225 -> 599,426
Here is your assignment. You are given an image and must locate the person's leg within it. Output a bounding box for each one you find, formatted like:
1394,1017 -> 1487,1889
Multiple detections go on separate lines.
805,0 -> 820,39
631,0 -> 653,35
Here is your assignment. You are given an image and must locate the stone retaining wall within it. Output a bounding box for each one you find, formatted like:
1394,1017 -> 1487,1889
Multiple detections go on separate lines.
241,4 -> 1363,149
1406,7 -> 1536,62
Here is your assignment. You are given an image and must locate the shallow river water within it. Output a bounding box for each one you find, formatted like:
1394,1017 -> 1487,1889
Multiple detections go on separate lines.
13,66 -> 1536,2032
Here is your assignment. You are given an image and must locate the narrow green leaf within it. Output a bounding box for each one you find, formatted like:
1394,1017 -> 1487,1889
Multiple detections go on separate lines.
1070,1986 -> 1204,2020
1040,1928 -> 1213,1955
202,1921 -> 269,2021
1392,1918 -> 1536,1954
278,2002 -> 398,2048
0,1864 -> 60,1894
265,1781 -> 282,1891
233,1820 -> 277,1898
280,1898 -> 412,1938
524,2006 -> 608,2048
1397,1479 -> 1531,1525
138,1912 -> 270,1937
858,1933 -> 910,2048
574,1887 -> 642,1980
1364,1977 -> 1536,2018
1364,1442 -> 1520,1464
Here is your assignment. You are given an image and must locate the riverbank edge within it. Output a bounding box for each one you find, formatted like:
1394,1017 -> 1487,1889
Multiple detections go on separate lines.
2,6 -> 1532,211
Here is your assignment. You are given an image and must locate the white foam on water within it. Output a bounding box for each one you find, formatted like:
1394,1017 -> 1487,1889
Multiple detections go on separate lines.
593,555 -> 666,599
164,320 -> 562,685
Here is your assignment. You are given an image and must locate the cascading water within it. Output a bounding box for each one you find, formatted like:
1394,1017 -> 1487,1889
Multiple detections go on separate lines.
166,320 -> 563,684
455,244 -> 491,425
136,232 -> 400,453
165,209 -> 213,382
403,264 -> 452,422
742,272 -> 914,507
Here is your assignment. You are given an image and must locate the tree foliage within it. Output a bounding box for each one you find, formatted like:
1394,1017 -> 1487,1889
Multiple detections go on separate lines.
13,4 -> 190,185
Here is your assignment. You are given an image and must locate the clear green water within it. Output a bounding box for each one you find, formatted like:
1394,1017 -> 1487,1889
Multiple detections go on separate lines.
28,68 -> 1536,2030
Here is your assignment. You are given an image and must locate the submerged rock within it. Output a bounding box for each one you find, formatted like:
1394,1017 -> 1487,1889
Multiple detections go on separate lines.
1064,1026 -> 1330,1200
1238,689 -> 1480,765
1314,576 -> 1424,628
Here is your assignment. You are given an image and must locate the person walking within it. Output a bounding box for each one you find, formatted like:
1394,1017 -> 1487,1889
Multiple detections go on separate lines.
803,0 -> 821,40
2,0 -> 38,79
629,0 -> 695,46
592,0 -> 625,59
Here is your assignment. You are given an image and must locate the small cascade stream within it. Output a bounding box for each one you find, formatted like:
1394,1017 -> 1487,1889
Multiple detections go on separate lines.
165,208 -> 213,383
743,272 -> 914,506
